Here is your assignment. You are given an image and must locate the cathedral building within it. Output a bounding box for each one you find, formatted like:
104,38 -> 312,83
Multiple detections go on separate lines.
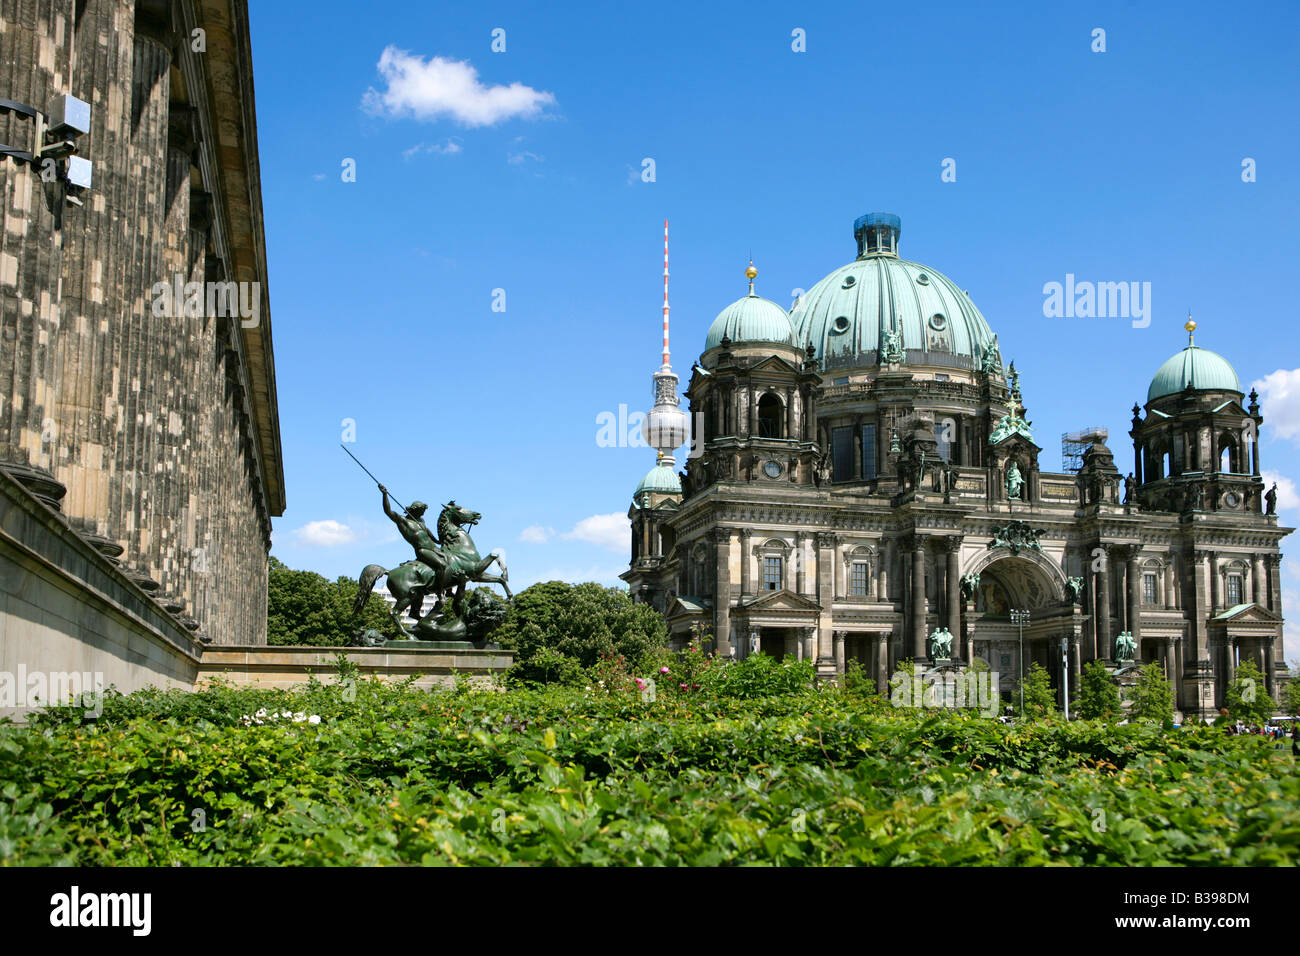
623,212 -> 1290,718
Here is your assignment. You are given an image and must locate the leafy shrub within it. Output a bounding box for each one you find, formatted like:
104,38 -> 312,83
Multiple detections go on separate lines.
1077,660 -> 1122,721
1020,663 -> 1057,718
4,681 -> 1297,866
1224,660 -> 1275,725
495,582 -> 668,683
1128,661 -> 1175,725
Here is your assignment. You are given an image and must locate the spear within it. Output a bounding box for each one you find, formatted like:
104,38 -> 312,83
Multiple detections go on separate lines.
339,444 -> 408,514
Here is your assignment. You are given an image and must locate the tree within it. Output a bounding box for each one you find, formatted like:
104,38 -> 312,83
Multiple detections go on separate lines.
1128,661 -> 1174,724
1077,660 -> 1123,720
1284,661 -> 1300,717
493,581 -> 668,683
1224,659 -> 1275,725
1019,662 -> 1057,718
266,556 -> 391,646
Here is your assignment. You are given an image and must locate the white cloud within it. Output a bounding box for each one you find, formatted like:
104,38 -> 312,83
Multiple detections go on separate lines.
518,525 -> 554,544
293,520 -> 357,547
562,513 -> 629,552
1261,470 -> 1299,513
507,149 -> 543,165
1252,368 -> 1300,443
312,173 -> 326,181
362,48 -> 555,127
401,138 -> 463,159
529,565 -> 627,587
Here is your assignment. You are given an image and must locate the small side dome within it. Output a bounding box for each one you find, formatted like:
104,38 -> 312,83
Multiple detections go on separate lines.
634,459 -> 682,502
1147,336 -> 1241,402
704,262 -> 798,352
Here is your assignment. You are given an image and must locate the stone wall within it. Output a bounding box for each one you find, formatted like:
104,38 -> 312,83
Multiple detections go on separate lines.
0,0 -> 282,645
0,468 -> 201,721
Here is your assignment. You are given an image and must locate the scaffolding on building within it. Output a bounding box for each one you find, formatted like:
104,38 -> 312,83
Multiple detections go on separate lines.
1061,426 -> 1108,473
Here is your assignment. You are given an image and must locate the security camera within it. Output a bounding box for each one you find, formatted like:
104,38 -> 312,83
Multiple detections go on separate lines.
38,139 -> 77,160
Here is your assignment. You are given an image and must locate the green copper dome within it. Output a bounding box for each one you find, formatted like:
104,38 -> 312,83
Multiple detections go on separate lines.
791,214 -> 997,369
704,292 -> 798,351
1147,344 -> 1241,402
634,460 -> 681,501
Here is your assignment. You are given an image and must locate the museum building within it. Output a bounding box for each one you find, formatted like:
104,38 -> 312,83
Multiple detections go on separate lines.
0,0 -> 283,704
622,213 -> 1290,717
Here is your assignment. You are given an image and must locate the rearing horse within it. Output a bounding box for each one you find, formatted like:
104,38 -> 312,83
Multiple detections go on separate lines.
354,500 -> 511,637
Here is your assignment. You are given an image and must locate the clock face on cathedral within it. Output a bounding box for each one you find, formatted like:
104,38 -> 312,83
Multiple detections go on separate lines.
621,211 -> 1290,721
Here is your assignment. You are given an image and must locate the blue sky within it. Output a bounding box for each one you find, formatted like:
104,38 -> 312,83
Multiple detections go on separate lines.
251,0 -> 1300,654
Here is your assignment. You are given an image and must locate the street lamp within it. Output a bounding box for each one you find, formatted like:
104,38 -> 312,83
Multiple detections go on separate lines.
1010,609 -> 1030,718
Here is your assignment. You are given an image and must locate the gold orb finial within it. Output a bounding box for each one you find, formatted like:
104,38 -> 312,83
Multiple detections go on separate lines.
1184,316 -> 1196,333
745,261 -> 758,281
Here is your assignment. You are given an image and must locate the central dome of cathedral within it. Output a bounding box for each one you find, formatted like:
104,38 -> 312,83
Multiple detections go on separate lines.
791,213 -> 1000,371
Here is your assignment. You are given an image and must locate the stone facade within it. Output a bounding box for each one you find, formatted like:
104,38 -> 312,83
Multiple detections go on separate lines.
0,0 -> 283,646
623,213 -> 1291,719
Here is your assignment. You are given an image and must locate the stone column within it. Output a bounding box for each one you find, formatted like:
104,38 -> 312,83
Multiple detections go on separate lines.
1096,545 -> 1112,659
1252,553 -> 1265,607
1188,549 -> 1210,666
1165,558 -> 1177,610
945,537 -> 962,659
910,534 -> 928,660
876,633 -> 889,693
738,387 -> 750,438
1224,636 -> 1236,685
739,528 -> 753,598
1084,557 -> 1097,660
1165,636 -> 1177,682
785,387 -> 794,439
1208,551 -> 1219,612
833,630 -> 845,675
876,539 -> 889,602
1264,635 -> 1276,698
1268,554 -> 1283,613
815,532 -> 837,674
1123,546 -> 1142,647
713,528 -> 733,657
795,531 -> 807,594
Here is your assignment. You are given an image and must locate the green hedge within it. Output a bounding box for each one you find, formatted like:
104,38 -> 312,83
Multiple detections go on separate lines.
2,677 -> 1296,865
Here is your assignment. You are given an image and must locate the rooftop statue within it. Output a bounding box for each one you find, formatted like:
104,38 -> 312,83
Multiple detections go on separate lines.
880,327 -> 905,365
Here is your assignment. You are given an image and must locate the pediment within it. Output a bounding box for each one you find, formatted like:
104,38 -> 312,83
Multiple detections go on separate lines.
741,588 -> 822,612
1210,602 -> 1283,625
749,355 -> 801,376
665,594 -> 711,619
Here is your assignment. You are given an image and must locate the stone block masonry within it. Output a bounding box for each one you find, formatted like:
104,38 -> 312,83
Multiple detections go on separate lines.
0,0 -> 283,648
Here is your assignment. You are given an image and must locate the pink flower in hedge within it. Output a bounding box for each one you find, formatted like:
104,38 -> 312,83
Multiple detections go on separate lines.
680,683 -> 688,690
660,666 -> 670,674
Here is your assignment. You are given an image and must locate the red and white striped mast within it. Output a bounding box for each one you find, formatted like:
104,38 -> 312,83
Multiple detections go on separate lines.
661,219 -> 671,369
646,219 -> 690,468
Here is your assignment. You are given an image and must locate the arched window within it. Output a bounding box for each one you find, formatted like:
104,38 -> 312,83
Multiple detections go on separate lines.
757,393 -> 783,438
1218,432 -> 1238,474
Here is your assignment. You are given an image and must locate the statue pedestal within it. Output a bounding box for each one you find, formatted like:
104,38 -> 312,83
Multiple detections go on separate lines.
385,640 -> 502,651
